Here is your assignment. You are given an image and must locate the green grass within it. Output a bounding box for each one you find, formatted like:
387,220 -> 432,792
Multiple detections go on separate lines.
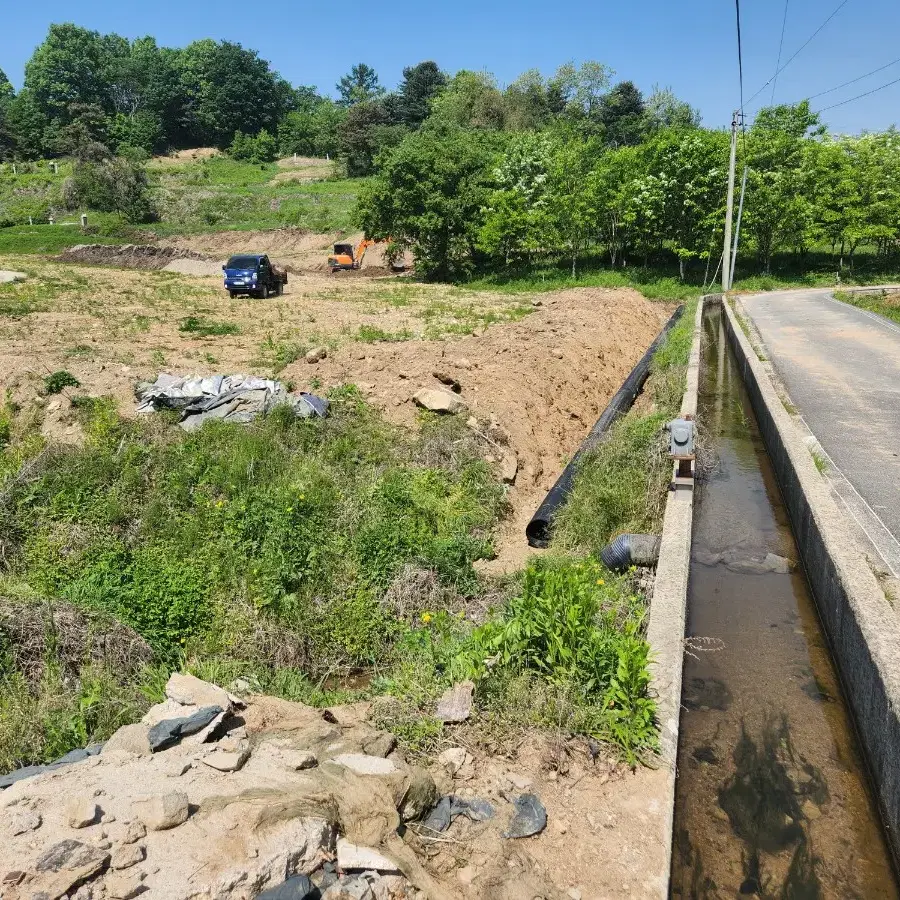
178,316 -> 241,338
834,289 -> 900,325
353,324 -> 414,343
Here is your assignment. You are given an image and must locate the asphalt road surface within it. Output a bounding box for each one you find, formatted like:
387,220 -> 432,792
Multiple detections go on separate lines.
741,288 -> 900,575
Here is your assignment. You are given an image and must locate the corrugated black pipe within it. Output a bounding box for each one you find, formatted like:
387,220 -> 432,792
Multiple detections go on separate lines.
525,305 -> 684,548
600,534 -> 662,571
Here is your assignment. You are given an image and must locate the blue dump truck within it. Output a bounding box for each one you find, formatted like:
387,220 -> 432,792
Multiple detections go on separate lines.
222,254 -> 288,299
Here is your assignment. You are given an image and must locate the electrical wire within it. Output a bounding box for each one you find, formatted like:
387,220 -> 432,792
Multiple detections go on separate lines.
770,0 -> 790,104
804,57 -> 900,102
816,74 -> 900,112
744,0 -> 851,109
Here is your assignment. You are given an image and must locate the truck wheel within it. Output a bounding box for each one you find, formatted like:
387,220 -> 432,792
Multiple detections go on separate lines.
261,285 -> 269,299
229,291 -> 237,299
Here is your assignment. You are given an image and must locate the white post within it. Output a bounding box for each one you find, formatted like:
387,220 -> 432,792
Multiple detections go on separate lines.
722,112 -> 738,293
12,164 -> 16,175
29,216 -> 33,226
49,215 -> 55,225
81,213 -> 88,229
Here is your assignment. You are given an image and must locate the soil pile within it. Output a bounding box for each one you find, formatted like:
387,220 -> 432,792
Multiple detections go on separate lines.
57,244 -> 215,271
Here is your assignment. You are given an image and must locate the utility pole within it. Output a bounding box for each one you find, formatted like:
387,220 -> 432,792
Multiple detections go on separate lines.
722,111 -> 739,293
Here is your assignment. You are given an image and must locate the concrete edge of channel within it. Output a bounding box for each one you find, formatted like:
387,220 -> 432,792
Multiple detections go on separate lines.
723,294 -> 900,866
645,293 -> 710,896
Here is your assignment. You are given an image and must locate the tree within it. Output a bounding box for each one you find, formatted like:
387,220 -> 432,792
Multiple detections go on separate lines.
337,64 -> 384,107
0,68 -> 15,160
357,126 -> 500,280
504,69 -> 554,131
339,100 -> 406,176
545,138 -> 599,276
397,61 -> 446,126
229,129 -> 277,163
553,61 -> 614,120
598,81 -> 646,146
67,141 -> 155,222
426,71 -> 506,131
645,86 -> 701,131
23,24 -> 112,134
178,40 -> 286,147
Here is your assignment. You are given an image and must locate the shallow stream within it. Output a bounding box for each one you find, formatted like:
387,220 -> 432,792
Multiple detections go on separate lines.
670,304 -> 898,898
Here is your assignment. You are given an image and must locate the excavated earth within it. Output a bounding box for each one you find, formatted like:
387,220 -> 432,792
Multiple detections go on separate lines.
0,674 -> 671,900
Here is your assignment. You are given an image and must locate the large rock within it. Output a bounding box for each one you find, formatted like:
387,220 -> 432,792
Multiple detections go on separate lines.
435,681 -> 475,723
137,791 -> 190,831
413,388 -> 466,415
66,799 -> 100,829
33,839 -> 110,899
332,753 -> 399,776
0,271 -> 26,284
503,793 -> 547,839
165,672 -> 232,711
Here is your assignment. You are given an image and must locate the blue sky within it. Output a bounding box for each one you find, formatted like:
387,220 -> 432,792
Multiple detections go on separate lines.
3,0 -> 899,134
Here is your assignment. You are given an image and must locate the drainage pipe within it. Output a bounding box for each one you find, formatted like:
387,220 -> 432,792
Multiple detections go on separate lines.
525,306 -> 684,548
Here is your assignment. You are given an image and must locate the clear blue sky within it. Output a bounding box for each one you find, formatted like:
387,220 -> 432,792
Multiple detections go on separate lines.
3,0 -> 899,134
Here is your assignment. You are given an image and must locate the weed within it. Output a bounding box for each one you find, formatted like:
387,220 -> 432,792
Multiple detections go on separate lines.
178,316 -> 241,338
354,324 -> 413,343
834,289 -> 900,326
43,371 -> 81,395
811,449 -> 828,474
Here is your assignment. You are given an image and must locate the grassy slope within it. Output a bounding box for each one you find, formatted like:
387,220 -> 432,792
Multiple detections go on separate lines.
834,289 -> 900,324
0,156 -> 365,254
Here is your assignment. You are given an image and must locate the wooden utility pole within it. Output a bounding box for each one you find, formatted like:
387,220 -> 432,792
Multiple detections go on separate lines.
722,112 -> 739,293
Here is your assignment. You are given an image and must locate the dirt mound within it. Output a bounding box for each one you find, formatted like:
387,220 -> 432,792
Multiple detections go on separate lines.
151,148 -> 220,166
57,244 -> 215,270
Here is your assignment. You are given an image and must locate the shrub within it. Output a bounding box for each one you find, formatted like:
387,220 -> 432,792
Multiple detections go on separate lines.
43,370 -> 80,394
229,129 -> 278,164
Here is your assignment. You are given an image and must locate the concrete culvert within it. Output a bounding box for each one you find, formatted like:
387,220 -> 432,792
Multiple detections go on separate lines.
600,534 -> 661,571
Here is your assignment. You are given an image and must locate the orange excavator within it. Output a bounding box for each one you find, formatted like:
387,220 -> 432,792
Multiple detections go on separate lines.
328,238 -> 377,272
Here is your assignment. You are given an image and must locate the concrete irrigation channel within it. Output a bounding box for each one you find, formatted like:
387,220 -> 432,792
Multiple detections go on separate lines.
665,300 -> 898,897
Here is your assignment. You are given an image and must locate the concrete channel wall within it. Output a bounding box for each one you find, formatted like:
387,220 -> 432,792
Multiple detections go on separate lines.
723,297 -> 900,865
645,295 -> 707,896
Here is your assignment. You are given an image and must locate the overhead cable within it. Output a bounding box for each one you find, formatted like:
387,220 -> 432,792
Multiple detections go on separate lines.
743,0 -> 851,109
816,74 -> 900,112
770,0 -> 790,103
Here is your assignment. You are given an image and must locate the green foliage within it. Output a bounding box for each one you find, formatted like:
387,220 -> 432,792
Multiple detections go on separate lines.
337,64 -> 385,107
228,129 -> 277,164
43,370 -> 81,394
178,315 -> 240,337
67,142 -> 155,223
834,289 -> 900,325
463,558 -> 656,758
4,395 -> 504,669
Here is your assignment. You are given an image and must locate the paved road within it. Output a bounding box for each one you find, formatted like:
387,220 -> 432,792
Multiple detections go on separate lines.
741,288 -> 900,575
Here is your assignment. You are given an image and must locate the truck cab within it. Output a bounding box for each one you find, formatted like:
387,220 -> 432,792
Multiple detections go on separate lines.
223,254 -> 286,299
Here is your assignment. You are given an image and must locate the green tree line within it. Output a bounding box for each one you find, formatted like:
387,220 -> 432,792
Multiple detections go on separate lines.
358,103 -> 900,281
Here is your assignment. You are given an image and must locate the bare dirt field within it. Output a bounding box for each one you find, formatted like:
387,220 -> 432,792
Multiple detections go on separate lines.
0,255 -> 671,569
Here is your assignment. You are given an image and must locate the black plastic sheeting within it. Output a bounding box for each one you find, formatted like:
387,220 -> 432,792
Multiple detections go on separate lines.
525,305 -> 684,548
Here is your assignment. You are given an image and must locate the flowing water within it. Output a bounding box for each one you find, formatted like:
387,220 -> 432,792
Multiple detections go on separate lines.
670,305 -> 897,899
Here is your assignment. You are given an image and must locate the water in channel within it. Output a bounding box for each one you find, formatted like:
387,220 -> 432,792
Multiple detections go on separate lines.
670,305 -> 898,899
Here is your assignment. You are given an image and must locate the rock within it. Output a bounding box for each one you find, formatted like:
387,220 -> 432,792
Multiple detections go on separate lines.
499,452 -> 518,484
67,800 -> 101,829
110,843 -> 145,870
0,271 -> 27,284
432,371 -> 462,393
413,388 -> 466,415
692,549 -> 722,567
306,347 -> 328,364
138,791 -> 190,831
121,821 -> 146,845
458,865 -> 477,886
2,870 -> 25,885
104,871 -> 145,899
147,705 -> 223,752
322,878 -> 374,900
437,747 -> 470,776
398,767 -> 438,822
550,348 -> 564,360
161,756 -> 192,777
567,889 -> 583,900
332,753 -> 399,776
202,748 -> 250,772
34,840 -> 110,899
165,673 -> 231,710
435,680 -> 475,723
454,358 -> 473,370
228,676 -> 257,695
257,874 -> 315,898
363,733 -> 396,759
764,552 -> 792,574
9,808 -> 42,835
278,748 -> 318,770
465,415 -> 479,430
506,773 -> 533,791
503,793 -> 547,839
103,724 -> 152,759
336,839 -> 401,874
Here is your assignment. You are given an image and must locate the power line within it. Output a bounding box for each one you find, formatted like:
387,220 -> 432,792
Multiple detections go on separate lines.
804,57 -> 900,102
816,74 -> 900,113
744,0 -> 852,109
770,0 -> 790,104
